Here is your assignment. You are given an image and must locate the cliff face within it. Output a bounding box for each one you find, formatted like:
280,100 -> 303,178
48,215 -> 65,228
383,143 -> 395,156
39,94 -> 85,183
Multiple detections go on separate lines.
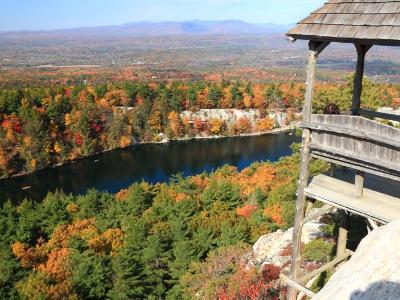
180,109 -> 291,127
314,220 -> 400,300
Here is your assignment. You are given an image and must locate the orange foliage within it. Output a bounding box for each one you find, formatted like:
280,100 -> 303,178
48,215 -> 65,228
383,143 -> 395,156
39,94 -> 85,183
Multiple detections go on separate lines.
168,111 -> 181,138
175,192 -> 189,203
88,228 -> 124,255
233,164 -> 276,197
193,117 -> 204,134
47,218 -> 98,249
253,85 -> 266,109
235,117 -> 252,134
190,175 -> 210,189
115,188 -> 129,200
236,204 -> 257,218
12,241 -> 47,269
264,204 -> 284,225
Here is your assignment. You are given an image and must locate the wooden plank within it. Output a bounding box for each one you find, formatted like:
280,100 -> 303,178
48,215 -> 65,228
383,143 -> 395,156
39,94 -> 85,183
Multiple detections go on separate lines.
309,142 -> 400,173
305,174 -> 400,224
311,151 -> 400,182
303,204 -> 334,224
302,119 -> 400,150
280,274 -> 316,298
298,249 -> 353,285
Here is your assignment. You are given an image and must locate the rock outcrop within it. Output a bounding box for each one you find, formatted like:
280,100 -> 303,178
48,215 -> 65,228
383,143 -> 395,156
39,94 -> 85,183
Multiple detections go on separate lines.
180,109 -> 291,127
250,214 -> 327,269
314,220 -> 400,300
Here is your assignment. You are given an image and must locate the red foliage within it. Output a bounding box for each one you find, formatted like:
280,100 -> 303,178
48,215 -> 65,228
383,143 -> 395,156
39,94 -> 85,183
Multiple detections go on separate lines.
261,264 -> 282,281
74,133 -> 83,146
91,122 -> 103,133
65,89 -> 71,98
1,119 -> 10,129
216,265 -> 278,300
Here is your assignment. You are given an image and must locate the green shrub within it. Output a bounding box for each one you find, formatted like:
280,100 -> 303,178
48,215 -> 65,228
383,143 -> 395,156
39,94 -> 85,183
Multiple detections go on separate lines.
303,239 -> 334,263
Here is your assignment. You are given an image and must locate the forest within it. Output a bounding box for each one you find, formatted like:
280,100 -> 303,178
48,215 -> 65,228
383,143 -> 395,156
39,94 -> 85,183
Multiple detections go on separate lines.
1,77 -> 399,179
0,144 -> 334,300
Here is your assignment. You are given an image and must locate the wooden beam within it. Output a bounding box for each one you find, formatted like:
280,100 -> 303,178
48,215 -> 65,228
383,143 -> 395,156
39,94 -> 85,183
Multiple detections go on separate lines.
352,44 -> 372,115
298,249 -> 353,285
367,218 -> 379,230
303,204 -> 334,224
311,152 -> 400,182
309,143 -> 400,175
287,40 -> 326,300
280,274 -> 316,298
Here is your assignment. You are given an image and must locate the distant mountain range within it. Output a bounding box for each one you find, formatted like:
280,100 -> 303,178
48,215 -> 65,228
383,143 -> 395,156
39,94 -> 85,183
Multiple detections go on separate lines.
0,20 -> 293,39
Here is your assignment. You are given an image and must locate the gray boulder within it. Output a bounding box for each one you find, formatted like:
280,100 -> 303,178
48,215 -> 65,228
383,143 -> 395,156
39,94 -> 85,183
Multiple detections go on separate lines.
314,220 -> 400,300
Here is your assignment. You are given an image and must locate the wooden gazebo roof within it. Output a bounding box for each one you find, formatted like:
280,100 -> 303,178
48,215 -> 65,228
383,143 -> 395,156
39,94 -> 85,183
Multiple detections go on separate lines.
287,0 -> 400,46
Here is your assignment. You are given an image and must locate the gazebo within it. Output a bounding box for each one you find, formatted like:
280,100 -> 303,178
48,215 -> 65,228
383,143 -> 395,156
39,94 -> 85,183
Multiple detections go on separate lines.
281,1 -> 400,299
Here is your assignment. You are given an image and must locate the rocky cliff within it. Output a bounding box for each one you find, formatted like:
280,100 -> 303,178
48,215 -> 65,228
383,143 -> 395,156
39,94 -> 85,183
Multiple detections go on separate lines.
314,220 -> 400,300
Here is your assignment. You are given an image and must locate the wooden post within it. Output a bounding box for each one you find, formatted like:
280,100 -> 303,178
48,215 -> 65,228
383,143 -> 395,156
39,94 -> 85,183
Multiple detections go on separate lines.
355,170 -> 365,198
337,211 -> 349,257
351,44 -> 372,115
287,40 -> 329,300
329,163 -> 336,177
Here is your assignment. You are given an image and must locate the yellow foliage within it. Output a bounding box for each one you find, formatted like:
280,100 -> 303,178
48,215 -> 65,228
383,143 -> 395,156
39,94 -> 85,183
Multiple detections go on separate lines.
23,136 -> 32,147
256,117 -> 275,132
66,203 -> 79,214
64,114 -> 71,126
148,110 -> 162,133
243,94 -> 253,109
120,136 -> 132,148
209,118 -> 224,135
54,143 -> 62,154
31,159 -> 37,170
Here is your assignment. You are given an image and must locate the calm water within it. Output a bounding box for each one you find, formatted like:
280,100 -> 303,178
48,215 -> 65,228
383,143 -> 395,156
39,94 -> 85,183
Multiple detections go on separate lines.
0,132 -> 300,203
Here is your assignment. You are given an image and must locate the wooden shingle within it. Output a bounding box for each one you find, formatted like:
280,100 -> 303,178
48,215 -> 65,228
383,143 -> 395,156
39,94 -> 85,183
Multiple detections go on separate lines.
287,0 -> 400,46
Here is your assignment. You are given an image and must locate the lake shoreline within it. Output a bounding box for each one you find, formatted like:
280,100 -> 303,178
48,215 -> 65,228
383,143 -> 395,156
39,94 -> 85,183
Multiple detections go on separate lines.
2,125 -> 298,181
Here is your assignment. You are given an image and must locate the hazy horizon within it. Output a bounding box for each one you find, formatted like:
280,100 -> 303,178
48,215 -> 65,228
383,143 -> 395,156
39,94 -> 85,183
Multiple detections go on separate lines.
1,0 -> 325,31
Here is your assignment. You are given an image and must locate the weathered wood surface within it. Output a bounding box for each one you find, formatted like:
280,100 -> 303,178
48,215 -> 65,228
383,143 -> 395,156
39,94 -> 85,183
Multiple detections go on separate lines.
298,249 -> 353,285
287,41 -> 321,300
302,115 -> 400,175
287,0 -> 400,46
305,174 -> 400,224
280,274 -> 316,298
352,44 -> 371,115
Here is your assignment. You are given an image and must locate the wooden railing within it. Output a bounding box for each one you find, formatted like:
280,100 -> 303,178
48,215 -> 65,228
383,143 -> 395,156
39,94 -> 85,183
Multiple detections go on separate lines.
301,114 -> 400,180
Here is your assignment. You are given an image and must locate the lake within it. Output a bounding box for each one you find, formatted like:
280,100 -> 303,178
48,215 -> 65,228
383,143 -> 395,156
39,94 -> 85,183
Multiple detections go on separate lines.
0,132 -> 300,203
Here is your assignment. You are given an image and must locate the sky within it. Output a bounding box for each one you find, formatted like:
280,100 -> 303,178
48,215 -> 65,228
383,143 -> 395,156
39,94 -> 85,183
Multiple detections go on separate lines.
0,0 -> 326,31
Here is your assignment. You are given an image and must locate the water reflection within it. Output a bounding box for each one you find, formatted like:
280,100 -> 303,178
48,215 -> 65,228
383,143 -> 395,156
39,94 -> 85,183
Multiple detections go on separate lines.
0,132 -> 300,203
